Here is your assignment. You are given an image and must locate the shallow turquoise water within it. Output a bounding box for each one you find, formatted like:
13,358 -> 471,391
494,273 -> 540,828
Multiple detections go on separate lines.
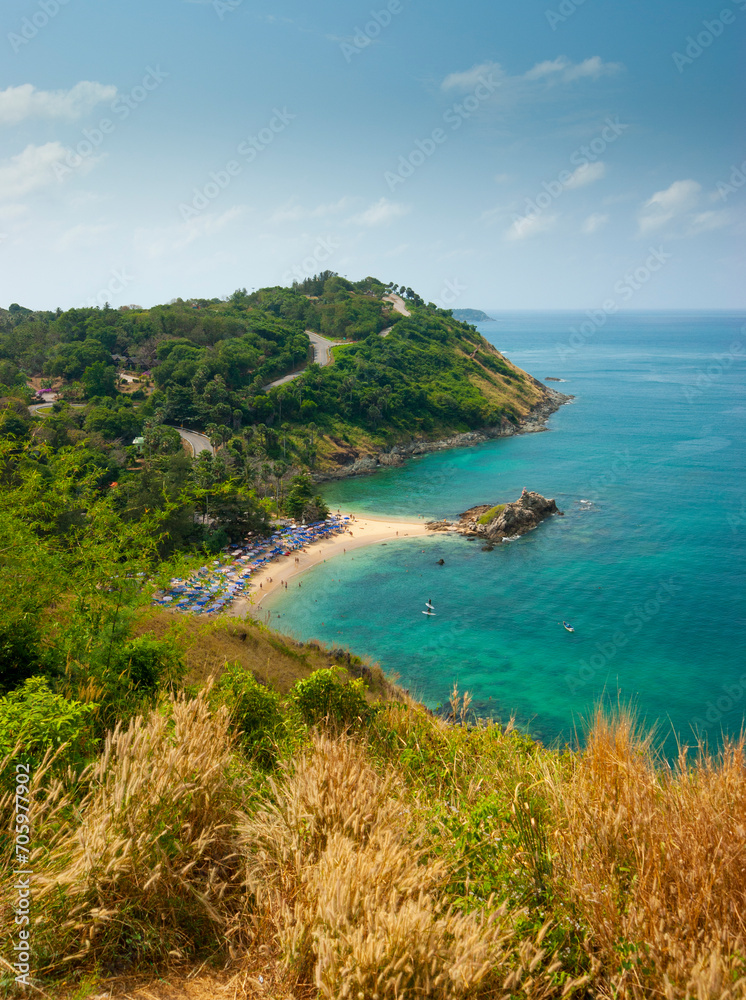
266,313 -> 746,751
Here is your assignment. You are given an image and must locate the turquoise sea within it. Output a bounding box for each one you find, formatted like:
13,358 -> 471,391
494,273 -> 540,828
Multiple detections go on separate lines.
266,313 -> 746,751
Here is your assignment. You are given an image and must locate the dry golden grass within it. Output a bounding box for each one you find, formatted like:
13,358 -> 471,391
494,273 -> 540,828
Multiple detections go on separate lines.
5,688 -> 746,999
1,691 -> 245,975
238,734 -> 584,999
546,708 -> 746,999
133,609 -> 396,702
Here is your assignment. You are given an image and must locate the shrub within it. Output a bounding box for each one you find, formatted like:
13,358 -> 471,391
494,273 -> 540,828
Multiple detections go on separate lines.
289,668 -> 369,729
214,663 -> 283,767
111,636 -> 184,694
0,676 -> 97,782
239,735 -> 575,998
21,693 -> 243,968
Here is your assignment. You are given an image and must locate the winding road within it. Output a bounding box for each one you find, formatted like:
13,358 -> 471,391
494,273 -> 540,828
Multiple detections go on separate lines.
262,298 -> 412,389
383,293 -> 411,317
173,427 -> 214,457
29,402 -> 85,414
262,330 -> 344,390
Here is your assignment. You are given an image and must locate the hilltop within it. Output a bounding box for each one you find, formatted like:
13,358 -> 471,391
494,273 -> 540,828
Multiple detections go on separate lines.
0,274 -> 564,485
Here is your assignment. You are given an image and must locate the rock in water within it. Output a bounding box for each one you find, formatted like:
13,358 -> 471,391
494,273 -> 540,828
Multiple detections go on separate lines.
436,489 -> 562,543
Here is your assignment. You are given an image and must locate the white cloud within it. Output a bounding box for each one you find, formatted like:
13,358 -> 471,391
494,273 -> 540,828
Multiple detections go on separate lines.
0,82 -> 117,125
564,161 -> 606,190
505,213 -> 558,241
134,206 -> 249,259
687,210 -> 732,236
442,62 -> 503,92
55,223 -> 113,251
270,197 -> 353,224
582,212 -> 609,234
348,198 -> 410,227
637,179 -> 702,235
0,203 -> 27,221
0,142 -> 66,199
523,55 -> 622,83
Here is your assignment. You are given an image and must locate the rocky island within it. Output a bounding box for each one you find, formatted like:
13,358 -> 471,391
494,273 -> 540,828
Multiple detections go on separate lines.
427,488 -> 563,542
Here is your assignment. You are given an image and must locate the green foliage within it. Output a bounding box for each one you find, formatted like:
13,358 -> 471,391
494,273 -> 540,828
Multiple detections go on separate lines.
283,473 -> 330,523
213,663 -> 283,767
289,668 -> 370,729
0,676 -> 97,778
478,504 -> 505,524
82,361 -> 118,399
111,637 -> 184,695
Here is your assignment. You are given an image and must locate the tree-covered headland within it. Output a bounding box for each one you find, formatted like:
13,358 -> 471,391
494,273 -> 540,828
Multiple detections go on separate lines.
3,276 -> 739,999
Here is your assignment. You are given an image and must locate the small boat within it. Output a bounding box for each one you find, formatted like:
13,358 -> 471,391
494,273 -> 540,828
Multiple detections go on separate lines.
562,621 -> 574,632
423,599 -> 436,617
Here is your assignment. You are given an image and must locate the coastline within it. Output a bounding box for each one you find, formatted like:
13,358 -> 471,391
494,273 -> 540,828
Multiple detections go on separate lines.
315,387 -> 572,481
228,514 -> 429,618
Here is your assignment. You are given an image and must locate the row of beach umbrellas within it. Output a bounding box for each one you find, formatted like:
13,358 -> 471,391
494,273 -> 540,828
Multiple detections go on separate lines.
152,515 -> 351,615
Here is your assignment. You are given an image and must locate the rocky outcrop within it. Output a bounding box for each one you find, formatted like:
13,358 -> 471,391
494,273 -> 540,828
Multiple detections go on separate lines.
315,389 -> 572,481
427,489 -> 563,543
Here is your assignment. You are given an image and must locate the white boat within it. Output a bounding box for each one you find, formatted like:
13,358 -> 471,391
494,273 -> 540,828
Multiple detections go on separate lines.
562,621 -> 574,633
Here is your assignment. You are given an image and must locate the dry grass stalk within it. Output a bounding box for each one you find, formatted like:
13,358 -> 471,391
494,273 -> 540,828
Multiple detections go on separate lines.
239,734 -> 584,998
4,692 -> 244,968
547,708 -> 746,998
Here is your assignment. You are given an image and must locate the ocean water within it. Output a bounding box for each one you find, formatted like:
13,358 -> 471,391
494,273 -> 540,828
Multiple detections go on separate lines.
265,313 -> 746,752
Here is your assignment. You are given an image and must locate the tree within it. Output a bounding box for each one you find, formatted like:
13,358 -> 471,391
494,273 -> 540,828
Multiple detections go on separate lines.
284,474 -> 329,523
285,473 -> 314,520
82,361 -> 118,398
272,460 -> 288,509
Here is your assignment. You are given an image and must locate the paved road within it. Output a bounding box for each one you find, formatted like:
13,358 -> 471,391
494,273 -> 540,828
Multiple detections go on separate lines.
29,402 -> 85,414
262,329 -> 344,390
383,293 -> 411,317
173,427 -> 214,457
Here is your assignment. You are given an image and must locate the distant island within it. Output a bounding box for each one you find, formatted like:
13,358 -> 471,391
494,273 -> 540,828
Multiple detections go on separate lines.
451,308 -> 494,323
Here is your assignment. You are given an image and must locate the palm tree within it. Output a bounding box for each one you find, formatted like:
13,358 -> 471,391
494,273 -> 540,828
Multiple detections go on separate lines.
280,422 -> 291,460
272,460 -> 288,509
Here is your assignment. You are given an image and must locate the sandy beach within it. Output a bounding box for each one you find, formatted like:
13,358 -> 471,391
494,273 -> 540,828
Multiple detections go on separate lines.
228,514 -> 429,619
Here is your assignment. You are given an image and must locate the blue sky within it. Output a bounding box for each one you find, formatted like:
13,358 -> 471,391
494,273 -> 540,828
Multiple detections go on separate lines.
0,0 -> 743,310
